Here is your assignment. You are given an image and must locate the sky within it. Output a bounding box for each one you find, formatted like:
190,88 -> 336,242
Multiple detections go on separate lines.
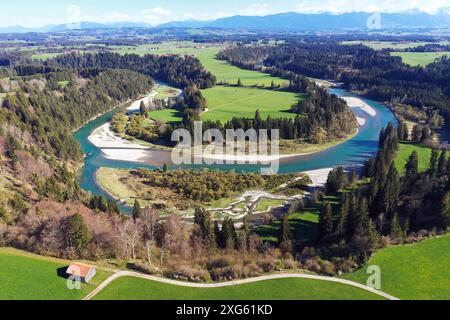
0,0 -> 449,27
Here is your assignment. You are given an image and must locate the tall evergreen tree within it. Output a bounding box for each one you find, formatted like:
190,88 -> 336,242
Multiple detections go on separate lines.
390,213 -> 403,239
405,151 -> 419,180
440,192 -> 450,229
132,199 -> 142,221
66,213 -> 89,257
318,203 -> 333,243
438,149 -> 447,175
429,149 -> 439,176
279,214 -> 292,244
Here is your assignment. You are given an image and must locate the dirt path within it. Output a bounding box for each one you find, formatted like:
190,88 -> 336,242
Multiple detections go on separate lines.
83,271 -> 400,301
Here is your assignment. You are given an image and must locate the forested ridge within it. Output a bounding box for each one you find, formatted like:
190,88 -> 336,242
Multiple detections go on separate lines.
220,43 -> 450,128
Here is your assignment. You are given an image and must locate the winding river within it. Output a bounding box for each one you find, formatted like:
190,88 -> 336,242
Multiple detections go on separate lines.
74,88 -> 397,213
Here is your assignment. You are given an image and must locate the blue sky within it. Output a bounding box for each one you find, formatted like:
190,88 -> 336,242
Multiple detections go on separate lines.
1,0 -> 449,27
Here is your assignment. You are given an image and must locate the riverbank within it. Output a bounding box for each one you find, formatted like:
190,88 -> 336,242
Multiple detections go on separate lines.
88,120 -> 359,164
341,97 -> 377,117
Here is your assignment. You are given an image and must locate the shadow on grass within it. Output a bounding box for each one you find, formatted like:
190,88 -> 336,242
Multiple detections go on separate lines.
56,266 -> 70,280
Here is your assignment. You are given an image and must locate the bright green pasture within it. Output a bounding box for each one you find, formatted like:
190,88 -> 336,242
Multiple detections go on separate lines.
0,248 -> 111,300
256,210 -> 319,246
342,41 -> 450,50
200,86 -> 301,122
344,235 -> 450,300
391,52 -> 450,66
113,42 -> 287,87
93,276 -> 384,300
394,143 -> 432,175
148,108 -> 184,123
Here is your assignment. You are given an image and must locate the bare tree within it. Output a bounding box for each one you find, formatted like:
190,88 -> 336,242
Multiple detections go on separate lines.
117,218 -> 140,260
140,208 -> 159,266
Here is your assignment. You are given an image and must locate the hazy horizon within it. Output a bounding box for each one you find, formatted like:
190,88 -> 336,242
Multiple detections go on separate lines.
0,0 -> 449,28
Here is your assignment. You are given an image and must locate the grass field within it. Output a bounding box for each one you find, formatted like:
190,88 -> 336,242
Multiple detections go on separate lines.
344,234 -> 450,300
395,143 -> 432,175
0,248 -> 111,300
113,42 -> 287,87
200,86 -> 301,122
342,41 -> 450,50
391,52 -> 450,66
154,86 -> 181,99
256,210 -> 319,246
93,276 -> 384,300
148,108 -> 184,123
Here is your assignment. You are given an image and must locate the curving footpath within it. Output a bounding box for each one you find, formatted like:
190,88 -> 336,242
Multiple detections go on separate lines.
83,271 -> 400,301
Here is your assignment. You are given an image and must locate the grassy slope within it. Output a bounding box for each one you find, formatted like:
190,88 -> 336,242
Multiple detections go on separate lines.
256,210 -> 319,246
201,86 -> 301,122
93,276 -> 384,300
113,42 -> 286,87
344,235 -> 450,300
0,248 -> 111,300
391,52 -> 450,66
394,143 -> 432,175
148,108 -> 184,123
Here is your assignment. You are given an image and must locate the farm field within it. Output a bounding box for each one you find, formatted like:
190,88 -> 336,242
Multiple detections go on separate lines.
394,143 -> 432,175
0,248 -> 111,300
391,52 -> 450,66
93,276 -> 384,300
344,234 -> 450,300
200,86 -> 301,122
113,42 -> 287,87
342,41 -> 450,50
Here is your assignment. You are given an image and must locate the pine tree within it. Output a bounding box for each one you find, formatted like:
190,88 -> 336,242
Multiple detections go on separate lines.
440,192 -> 450,229
390,213 -> 403,239
438,149 -> 447,175
221,218 -> 237,250
214,221 -> 221,248
335,194 -> 349,238
194,208 -> 216,250
405,151 -> 419,180
318,203 -> 333,243
66,213 -> 89,256
279,214 -> 292,244
162,163 -> 168,172
381,162 -> 400,216
139,101 -> 146,116
237,78 -> 242,87
132,199 -> 142,221
429,149 -> 439,176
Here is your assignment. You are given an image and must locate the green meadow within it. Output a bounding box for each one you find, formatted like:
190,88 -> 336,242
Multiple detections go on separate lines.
113,42 -> 287,87
394,143 -> 433,175
391,52 -> 450,66
344,234 -> 450,300
93,276 -> 384,300
0,248 -> 111,300
256,210 -> 319,246
200,86 -> 301,122
148,108 -> 184,123
342,41 -> 450,50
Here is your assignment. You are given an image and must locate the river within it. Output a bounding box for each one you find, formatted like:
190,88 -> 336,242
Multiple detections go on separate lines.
74,87 -> 397,213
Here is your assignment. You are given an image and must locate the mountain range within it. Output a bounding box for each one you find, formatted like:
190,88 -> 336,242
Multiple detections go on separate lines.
1,9 -> 449,34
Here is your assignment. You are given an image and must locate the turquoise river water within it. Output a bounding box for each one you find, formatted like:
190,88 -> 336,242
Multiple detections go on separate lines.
74,88 -> 397,213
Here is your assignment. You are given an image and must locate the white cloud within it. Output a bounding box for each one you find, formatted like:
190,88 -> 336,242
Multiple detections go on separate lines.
296,0 -> 450,14
141,7 -> 172,25
240,3 -> 272,16
100,12 -> 131,23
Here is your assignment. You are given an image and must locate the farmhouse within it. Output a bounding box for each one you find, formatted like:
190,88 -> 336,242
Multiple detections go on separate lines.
66,263 -> 96,283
